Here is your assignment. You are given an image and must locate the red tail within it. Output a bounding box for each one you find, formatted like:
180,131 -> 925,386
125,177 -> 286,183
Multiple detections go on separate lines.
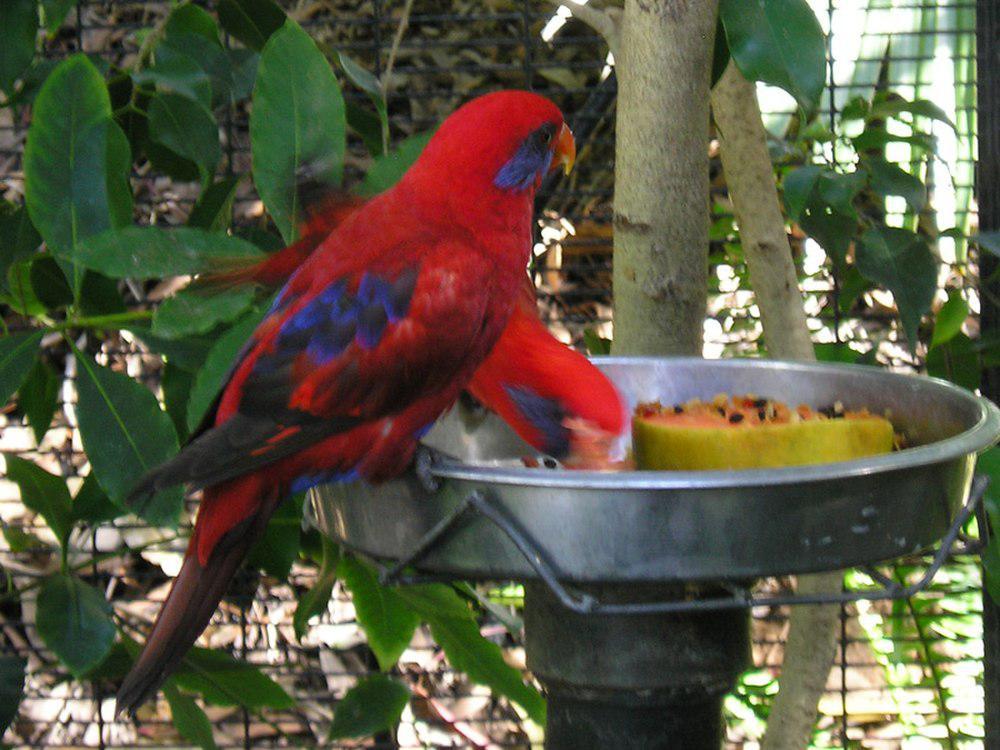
115,473 -> 281,716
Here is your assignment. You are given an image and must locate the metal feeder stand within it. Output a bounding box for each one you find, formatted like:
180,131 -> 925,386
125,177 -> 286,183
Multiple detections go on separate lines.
310,358 -> 1000,749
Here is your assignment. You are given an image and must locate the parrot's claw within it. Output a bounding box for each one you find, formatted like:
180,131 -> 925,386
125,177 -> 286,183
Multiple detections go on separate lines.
414,444 -> 445,493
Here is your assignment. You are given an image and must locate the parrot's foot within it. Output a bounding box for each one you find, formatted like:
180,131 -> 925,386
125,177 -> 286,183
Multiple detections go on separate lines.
414,444 -> 445,493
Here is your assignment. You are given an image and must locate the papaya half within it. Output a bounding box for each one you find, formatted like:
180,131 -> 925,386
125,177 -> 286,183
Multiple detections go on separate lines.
632,394 -> 895,471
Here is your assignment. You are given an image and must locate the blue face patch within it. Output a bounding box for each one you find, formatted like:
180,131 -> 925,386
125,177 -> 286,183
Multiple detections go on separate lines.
505,385 -> 570,458
494,124 -> 557,192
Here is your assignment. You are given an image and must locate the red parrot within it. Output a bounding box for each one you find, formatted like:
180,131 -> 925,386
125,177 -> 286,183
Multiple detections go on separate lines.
116,91 -> 579,714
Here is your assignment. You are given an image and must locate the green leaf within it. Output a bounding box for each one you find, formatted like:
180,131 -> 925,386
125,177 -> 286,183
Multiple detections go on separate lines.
153,286 -> 256,339
3,259 -> 46,316
30,256 -> 73,310
79,270 -> 126,316
2,521 -> 47,553
359,131 -> 433,197
35,573 -> 116,677
346,101 -> 386,157
329,674 -> 409,740
73,351 -> 183,527
74,226 -> 264,278
188,176 -> 241,231
781,165 -> 823,222
871,95 -> 956,131
336,52 -> 387,148
159,32 -> 235,109
816,170 -> 865,217
246,493 -> 302,579
0,206 -> 42,291
133,55 -> 213,108
19,358 -> 60,444
164,684 -> 218,750
0,655 -> 26,735
148,92 -> 220,183
864,156 -> 926,211
582,328 -> 611,356
72,473 -> 124,525
162,363 -> 194,442
186,307 -> 268,431
0,330 -> 43,406
24,56 -> 119,295
106,120 -> 134,229
165,4 -> 221,46
127,324 -> 215,372
218,0 -> 286,51
4,455 -> 73,549
930,291 -> 968,349
396,585 -> 545,722
251,20 -> 346,242
338,556 -> 419,671
926,333 -> 980,391
971,231 -> 1000,258
293,536 -> 339,640
173,647 -> 294,708
41,0 -> 76,35
719,0 -> 826,111
798,205 -> 856,269
851,126 -> 936,154
813,342 -> 860,364
0,0 -> 38,97
855,226 -> 938,349
980,448 -> 1000,605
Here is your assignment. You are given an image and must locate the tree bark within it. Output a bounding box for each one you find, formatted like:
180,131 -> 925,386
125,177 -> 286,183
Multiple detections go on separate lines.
712,62 -> 840,750
611,0 -> 718,355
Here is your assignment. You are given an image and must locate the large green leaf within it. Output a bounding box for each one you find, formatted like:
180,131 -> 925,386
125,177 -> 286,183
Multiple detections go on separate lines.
0,206 -> 42,291
41,0 -> 76,35
127,324 -> 215,372
164,683 -> 218,750
162,363 -> 194,441
930,290 -> 968,349
72,473 -> 124,525
359,131 -> 433,197
106,120 -> 134,229
781,165 -> 823,222
74,226 -> 263,279
0,0 -> 38,97
864,156 -> 926,212
133,55 -> 212,108
0,330 -> 43,406
397,584 -> 546,725
165,3 -> 221,45
338,556 -> 419,671
29,256 -> 73,310
73,351 -> 183,527
251,21 -> 346,242
159,32 -> 235,109
186,307 -> 267,432
148,92 -> 220,183
19,358 -> 60,444
329,674 -> 409,740
218,0 -> 286,51
153,287 -> 256,339
856,226 -> 938,349
35,573 -> 116,677
173,647 -> 294,708
246,493 -> 302,579
293,536 -> 339,641
188,176 -> 241,231
24,55 -> 117,295
4,455 -> 73,549
926,333 -> 980,391
719,0 -> 826,112
0,655 -> 26,735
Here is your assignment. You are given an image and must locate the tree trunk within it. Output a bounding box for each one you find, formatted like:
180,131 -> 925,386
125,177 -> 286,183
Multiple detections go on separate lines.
611,0 -> 718,355
712,62 -> 840,750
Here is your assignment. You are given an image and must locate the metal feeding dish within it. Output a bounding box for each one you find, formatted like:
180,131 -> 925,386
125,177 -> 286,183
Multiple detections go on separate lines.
310,357 -> 1000,585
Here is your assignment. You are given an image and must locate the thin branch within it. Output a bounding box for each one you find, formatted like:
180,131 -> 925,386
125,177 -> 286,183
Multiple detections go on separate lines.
382,0 -> 416,99
542,1 -> 620,58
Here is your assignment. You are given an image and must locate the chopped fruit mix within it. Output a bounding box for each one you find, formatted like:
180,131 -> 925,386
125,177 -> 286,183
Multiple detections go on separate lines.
633,393 -> 898,471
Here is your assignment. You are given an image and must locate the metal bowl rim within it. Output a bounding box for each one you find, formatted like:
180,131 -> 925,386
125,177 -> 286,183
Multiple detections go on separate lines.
430,357 -> 1000,490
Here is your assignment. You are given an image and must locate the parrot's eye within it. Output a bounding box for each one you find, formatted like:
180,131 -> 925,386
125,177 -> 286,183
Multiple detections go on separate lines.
537,124 -> 556,146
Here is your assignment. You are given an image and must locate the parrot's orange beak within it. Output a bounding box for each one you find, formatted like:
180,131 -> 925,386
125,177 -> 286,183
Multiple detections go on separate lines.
553,122 -> 576,175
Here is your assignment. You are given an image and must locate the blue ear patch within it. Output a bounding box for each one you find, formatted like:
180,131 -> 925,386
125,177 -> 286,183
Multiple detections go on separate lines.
505,385 -> 570,458
495,136 -> 554,192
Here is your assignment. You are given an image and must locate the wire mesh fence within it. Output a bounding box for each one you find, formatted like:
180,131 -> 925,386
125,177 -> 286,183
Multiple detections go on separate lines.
0,0 -> 989,748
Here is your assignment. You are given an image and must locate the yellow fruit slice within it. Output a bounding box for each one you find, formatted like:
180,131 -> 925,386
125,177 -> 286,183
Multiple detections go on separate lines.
632,394 -> 895,471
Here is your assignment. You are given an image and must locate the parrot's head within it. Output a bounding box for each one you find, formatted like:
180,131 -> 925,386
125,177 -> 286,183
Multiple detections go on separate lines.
407,90 -> 576,201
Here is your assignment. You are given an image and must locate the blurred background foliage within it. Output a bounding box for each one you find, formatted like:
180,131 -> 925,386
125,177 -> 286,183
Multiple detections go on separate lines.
0,0 -> 994,748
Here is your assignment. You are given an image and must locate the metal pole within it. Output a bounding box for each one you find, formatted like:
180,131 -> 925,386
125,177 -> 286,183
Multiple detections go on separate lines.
524,583 -> 750,749
977,1 -> 1000,746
